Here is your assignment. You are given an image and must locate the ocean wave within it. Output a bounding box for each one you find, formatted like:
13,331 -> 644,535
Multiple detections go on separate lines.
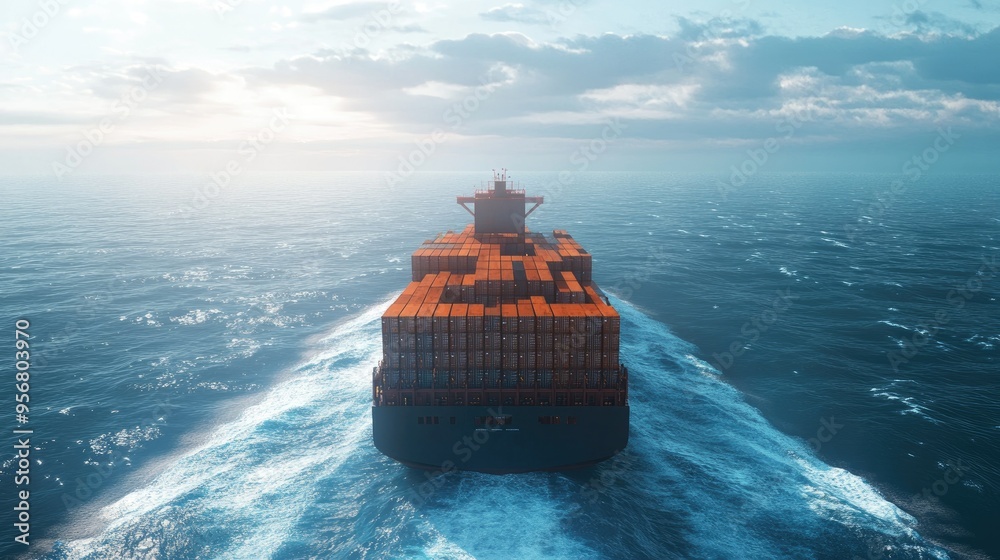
45,297 -> 949,560
820,237 -> 850,249
870,389 -> 941,425
88,425 -> 162,456
170,308 -> 225,325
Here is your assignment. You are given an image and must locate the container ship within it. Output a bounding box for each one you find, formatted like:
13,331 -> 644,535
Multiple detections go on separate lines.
372,170 -> 628,473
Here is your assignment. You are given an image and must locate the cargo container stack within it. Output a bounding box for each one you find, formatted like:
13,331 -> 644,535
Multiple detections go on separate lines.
377,224 -> 623,403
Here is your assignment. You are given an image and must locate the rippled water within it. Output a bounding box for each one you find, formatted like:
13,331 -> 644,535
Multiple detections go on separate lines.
0,172 -> 996,559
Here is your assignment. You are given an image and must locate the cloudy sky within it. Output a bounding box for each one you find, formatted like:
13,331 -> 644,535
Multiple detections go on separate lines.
2,0 -> 998,176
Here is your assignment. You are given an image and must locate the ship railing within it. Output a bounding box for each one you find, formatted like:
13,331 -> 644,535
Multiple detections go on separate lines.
374,387 -> 627,407
373,363 -> 629,407
376,379 -> 628,391
474,188 -> 527,197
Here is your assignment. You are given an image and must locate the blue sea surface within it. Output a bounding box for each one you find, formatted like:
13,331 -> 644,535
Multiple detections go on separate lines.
1,172 -> 997,559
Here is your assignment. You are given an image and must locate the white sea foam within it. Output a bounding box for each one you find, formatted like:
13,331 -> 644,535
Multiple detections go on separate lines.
52,295 -> 948,559
879,320 -> 913,331
170,308 -> 224,325
614,299 -> 946,558
54,297 -> 393,560
820,237 -> 850,248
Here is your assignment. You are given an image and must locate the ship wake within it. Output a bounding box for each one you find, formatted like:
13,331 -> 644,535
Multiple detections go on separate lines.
45,296 -> 949,560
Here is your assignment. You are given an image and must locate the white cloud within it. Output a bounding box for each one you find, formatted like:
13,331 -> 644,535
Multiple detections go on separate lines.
2,3 -> 999,172
480,3 -> 550,25
402,81 -> 473,99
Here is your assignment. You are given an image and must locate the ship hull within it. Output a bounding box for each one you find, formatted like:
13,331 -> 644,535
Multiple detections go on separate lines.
372,405 -> 629,474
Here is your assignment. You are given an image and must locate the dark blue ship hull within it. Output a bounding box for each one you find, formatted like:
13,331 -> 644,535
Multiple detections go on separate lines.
372,405 -> 629,473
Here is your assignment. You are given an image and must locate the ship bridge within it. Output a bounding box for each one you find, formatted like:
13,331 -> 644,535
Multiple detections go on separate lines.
456,168 -> 543,237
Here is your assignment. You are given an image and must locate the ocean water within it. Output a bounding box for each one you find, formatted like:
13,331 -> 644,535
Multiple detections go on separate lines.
1,172 -> 997,559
